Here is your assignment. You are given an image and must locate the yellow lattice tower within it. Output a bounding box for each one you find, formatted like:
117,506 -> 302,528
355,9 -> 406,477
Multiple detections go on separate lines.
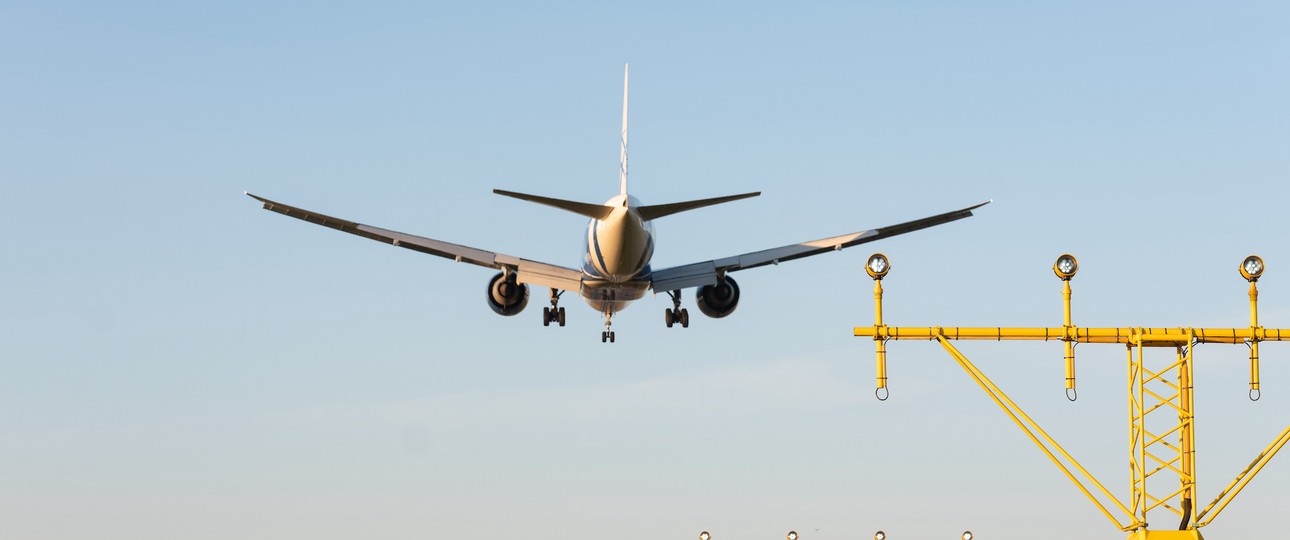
855,254 -> 1290,540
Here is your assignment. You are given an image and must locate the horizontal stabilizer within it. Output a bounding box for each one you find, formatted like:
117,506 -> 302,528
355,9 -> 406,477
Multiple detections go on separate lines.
636,191 -> 761,221
493,189 -> 615,220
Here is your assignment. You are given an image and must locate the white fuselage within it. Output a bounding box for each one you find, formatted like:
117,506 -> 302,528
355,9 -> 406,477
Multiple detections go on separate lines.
580,194 -> 655,314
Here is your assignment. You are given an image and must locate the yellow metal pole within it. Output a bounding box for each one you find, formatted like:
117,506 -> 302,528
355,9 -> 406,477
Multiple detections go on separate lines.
1064,279 -> 1076,398
1179,334 -> 1196,529
1250,282 -> 1261,398
1137,339 -> 1148,526
1128,345 -> 1142,519
874,279 -> 888,398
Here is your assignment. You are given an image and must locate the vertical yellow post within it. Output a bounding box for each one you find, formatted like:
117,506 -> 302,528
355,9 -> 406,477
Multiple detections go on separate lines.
874,279 -> 887,397
1179,333 -> 1196,529
1136,335 -> 1147,525
1063,279 -> 1076,398
1128,344 -> 1142,519
1249,281 -> 1261,398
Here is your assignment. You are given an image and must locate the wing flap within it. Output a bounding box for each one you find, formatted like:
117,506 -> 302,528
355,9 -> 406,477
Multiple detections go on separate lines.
496,255 -> 584,291
649,261 -> 719,291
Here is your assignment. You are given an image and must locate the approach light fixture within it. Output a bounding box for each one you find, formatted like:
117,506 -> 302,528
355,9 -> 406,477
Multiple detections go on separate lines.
874,531 -> 886,540
787,531 -> 798,540
699,532 -> 710,540
1053,254 -> 1078,281
1241,255 -> 1265,282
866,253 -> 891,280
961,531 -> 974,540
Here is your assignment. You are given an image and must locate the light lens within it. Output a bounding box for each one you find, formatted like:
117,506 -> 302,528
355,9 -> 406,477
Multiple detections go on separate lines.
787,532 -> 798,540
1053,254 -> 1078,280
700,532 -> 710,540
866,253 -> 891,279
962,532 -> 974,540
874,531 -> 886,540
1242,255 -> 1264,281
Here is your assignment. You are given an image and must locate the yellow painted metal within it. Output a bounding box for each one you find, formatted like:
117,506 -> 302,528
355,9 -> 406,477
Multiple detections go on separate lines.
854,325 -> 1290,344
1125,530 -> 1204,540
855,266 -> 1290,535
1250,282 -> 1261,396
1063,280 -> 1076,395
874,279 -> 887,396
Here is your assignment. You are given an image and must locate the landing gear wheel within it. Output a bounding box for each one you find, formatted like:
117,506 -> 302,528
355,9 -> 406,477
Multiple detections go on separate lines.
601,331 -> 608,343
665,308 -> 675,328
543,307 -> 552,327
665,290 -> 689,329
609,331 -> 616,343
557,307 -> 566,327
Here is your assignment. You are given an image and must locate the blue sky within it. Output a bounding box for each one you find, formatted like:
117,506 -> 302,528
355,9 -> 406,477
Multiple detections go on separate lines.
2,2 -> 1288,539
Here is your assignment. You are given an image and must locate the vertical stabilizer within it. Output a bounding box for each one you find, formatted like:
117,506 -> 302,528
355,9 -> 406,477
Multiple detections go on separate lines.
619,63 -> 629,198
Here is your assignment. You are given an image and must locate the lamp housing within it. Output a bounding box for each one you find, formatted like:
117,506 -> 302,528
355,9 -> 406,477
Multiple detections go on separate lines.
1053,254 -> 1078,280
866,253 -> 891,280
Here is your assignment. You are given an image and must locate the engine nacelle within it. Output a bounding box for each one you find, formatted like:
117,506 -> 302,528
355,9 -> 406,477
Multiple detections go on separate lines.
486,272 -> 529,316
695,276 -> 740,319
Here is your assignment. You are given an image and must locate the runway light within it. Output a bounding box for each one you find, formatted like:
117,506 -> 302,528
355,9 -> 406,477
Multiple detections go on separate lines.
866,253 -> 891,280
874,531 -> 886,540
699,532 -> 710,540
961,531 -> 974,540
1053,254 -> 1078,281
1241,255 -> 1265,282
787,531 -> 798,540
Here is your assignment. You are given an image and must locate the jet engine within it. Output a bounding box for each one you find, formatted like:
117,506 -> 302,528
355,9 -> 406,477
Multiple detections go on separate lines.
695,276 -> 740,318
486,272 -> 529,316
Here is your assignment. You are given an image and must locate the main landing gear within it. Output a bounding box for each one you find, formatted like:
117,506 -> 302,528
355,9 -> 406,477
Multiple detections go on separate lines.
601,312 -> 616,343
542,289 -> 566,327
664,290 -> 689,328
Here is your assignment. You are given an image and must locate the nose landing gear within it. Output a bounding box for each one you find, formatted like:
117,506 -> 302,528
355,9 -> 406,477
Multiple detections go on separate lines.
601,311 -> 616,343
664,290 -> 689,328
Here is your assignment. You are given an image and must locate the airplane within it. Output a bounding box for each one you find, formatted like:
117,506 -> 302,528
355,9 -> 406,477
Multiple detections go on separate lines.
246,65 -> 989,343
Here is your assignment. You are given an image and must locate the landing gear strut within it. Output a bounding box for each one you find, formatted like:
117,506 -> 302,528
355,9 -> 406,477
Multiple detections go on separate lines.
542,289 -> 566,327
664,289 -> 689,328
601,312 -> 616,343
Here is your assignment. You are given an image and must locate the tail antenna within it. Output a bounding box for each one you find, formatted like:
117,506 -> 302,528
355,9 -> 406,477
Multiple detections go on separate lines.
619,63 -> 629,197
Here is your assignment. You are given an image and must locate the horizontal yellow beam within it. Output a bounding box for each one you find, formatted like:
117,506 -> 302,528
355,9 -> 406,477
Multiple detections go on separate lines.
854,326 -> 1290,345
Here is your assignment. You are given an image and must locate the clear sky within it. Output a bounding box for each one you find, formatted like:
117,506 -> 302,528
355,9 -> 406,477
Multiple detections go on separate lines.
2,2 -> 1288,539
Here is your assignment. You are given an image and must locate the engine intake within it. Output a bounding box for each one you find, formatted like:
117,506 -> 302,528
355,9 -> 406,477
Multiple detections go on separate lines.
695,276 -> 740,319
486,272 -> 529,316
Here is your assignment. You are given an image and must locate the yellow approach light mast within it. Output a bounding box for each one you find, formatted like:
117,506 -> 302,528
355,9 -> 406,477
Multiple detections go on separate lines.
855,254 -> 1290,540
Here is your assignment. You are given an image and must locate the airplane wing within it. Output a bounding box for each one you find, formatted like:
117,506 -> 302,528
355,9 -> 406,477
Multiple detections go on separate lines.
649,200 -> 991,291
245,193 -> 584,292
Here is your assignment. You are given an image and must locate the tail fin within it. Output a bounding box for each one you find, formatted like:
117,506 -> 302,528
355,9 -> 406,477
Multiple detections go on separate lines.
619,63 -> 629,198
